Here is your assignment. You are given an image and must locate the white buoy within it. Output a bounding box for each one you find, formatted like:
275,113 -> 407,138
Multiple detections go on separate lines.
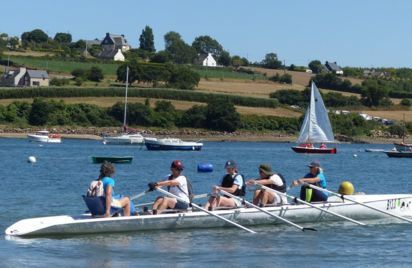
353,154 -> 358,158
28,156 -> 36,163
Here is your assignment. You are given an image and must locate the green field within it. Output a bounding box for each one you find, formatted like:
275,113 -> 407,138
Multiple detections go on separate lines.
5,55 -> 269,81
194,66 -> 267,80
8,56 -> 119,76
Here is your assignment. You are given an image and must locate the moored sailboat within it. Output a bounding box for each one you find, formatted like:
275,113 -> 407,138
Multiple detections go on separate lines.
103,66 -> 144,145
291,82 -> 337,154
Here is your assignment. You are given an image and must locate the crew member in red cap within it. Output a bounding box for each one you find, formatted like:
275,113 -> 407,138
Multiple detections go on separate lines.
204,160 -> 246,211
148,160 -> 190,214
291,161 -> 328,202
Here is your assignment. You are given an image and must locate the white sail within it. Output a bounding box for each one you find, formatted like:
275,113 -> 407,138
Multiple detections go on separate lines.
296,82 -> 335,143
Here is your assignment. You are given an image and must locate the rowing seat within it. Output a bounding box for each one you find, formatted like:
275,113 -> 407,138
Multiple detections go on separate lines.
163,209 -> 188,214
82,195 -> 123,217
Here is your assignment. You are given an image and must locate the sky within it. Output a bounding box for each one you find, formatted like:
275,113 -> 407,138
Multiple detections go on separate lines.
1,0 -> 412,68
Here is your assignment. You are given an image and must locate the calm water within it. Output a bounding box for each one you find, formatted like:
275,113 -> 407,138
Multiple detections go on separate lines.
1,138 -> 412,267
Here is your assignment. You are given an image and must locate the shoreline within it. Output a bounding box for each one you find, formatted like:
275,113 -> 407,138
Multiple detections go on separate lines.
0,127 -> 410,144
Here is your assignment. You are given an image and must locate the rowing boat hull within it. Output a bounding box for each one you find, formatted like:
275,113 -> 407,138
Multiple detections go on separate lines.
5,194 -> 412,237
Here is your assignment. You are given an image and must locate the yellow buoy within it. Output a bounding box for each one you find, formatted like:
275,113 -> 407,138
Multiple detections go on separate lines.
338,181 -> 355,195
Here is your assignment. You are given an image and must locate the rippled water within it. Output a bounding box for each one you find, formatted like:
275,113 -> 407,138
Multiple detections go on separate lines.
0,138 -> 411,267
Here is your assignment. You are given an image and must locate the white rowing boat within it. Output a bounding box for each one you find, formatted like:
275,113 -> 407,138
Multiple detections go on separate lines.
5,194 -> 412,237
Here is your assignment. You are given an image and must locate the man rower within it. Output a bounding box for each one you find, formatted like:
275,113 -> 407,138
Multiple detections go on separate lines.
204,160 -> 246,211
148,160 -> 190,214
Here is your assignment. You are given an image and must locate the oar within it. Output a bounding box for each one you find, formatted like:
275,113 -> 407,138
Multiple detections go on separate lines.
305,183 -> 412,224
134,193 -> 208,208
219,189 -> 316,232
130,190 -> 150,201
259,184 -> 366,226
155,187 -> 256,234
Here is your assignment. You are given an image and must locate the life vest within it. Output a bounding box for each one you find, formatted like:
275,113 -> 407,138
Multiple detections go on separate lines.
221,173 -> 246,196
261,173 -> 287,193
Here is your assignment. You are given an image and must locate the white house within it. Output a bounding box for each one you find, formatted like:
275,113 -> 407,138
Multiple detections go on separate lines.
98,48 -> 125,62
98,33 -> 129,61
100,33 -> 130,52
325,61 -> 344,75
194,53 -> 217,67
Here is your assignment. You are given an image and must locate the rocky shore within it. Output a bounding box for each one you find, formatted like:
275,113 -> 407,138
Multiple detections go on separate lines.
0,126 -> 409,144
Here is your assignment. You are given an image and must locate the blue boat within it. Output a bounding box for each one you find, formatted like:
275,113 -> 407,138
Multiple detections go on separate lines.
144,137 -> 203,151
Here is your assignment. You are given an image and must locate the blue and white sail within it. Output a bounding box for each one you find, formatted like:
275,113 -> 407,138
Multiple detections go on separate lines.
296,82 -> 335,143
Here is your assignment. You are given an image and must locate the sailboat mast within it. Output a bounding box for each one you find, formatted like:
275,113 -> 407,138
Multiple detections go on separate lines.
403,113 -> 406,144
307,81 -> 314,143
123,66 -> 129,127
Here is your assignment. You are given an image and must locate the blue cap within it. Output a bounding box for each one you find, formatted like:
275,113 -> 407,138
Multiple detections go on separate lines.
224,160 -> 237,168
308,161 -> 320,168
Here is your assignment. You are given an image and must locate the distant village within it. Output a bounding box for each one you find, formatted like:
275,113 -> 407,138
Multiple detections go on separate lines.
0,31 -> 388,88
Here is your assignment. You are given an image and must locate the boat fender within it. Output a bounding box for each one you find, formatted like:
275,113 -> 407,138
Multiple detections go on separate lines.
197,163 -> 213,172
338,181 -> 355,195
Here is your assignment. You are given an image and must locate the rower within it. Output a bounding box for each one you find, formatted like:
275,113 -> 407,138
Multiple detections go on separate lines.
203,160 -> 246,211
246,164 -> 287,206
290,161 -> 328,203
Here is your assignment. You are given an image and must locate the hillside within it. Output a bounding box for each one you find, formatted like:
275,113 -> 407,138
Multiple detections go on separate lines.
0,54 -> 410,122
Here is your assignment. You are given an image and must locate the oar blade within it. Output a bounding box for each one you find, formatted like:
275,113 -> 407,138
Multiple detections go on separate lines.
302,227 -> 317,232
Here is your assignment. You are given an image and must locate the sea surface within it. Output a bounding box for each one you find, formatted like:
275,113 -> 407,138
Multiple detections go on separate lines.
0,138 -> 412,267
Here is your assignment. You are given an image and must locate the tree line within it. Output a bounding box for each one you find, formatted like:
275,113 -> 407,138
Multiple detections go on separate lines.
0,98 -> 243,132
0,28 -> 286,70
312,73 -> 412,107
1,98 -> 406,137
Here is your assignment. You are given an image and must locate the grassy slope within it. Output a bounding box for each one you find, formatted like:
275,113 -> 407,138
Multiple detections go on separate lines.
1,54 -> 410,121
7,56 -> 120,75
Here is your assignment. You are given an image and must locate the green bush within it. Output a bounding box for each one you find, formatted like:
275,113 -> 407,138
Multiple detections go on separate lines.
50,78 -> 70,86
400,98 -> 411,107
204,99 -> 240,132
0,87 -> 279,108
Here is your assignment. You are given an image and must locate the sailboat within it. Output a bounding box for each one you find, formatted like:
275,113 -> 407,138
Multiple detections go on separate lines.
103,67 -> 144,145
291,81 -> 337,154
393,114 -> 412,152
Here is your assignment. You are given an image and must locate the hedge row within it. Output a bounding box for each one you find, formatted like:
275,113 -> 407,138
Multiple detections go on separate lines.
0,87 -> 279,108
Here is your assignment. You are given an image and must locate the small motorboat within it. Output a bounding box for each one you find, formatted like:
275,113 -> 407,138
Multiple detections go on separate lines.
27,130 -> 62,143
91,156 -> 133,164
144,137 -> 203,151
385,151 -> 412,158
394,142 -> 412,152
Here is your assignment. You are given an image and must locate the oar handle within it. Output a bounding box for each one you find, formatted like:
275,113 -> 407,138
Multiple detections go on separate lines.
305,183 -> 412,224
155,187 -> 256,234
218,189 -> 316,232
258,184 -> 366,226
